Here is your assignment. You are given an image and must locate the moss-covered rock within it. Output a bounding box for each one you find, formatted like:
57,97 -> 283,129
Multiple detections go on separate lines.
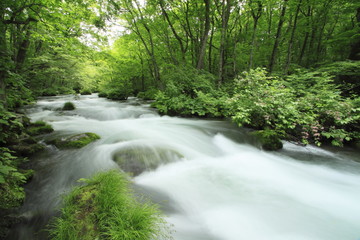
49,132 -> 100,149
26,121 -> 54,136
62,102 -> 75,111
9,143 -> 44,157
251,130 -> 283,151
113,145 -> 183,176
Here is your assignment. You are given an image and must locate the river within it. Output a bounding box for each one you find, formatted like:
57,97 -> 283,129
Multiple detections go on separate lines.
8,94 -> 360,240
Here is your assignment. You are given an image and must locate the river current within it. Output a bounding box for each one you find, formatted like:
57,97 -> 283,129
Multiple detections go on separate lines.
8,94 -> 360,240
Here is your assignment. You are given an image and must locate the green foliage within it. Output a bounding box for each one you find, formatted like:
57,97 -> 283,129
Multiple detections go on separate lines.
62,102 -> 76,111
137,89 -> 159,100
49,170 -> 170,240
228,68 -> 360,146
98,92 -> 108,98
80,89 -> 92,95
107,87 -> 132,100
152,65 -> 226,117
0,107 -> 23,144
0,148 -> 26,209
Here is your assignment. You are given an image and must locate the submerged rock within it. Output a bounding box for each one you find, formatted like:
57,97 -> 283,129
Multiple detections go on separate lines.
113,145 -> 183,176
49,132 -> 100,149
251,130 -> 283,151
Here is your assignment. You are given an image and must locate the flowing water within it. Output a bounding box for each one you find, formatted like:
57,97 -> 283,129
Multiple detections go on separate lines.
8,94 -> 360,240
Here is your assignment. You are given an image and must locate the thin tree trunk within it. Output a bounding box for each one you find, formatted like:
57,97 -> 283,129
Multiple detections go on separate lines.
0,9 -> 8,108
197,0 -> 211,69
218,0 -> 232,86
269,0 -> 288,73
159,0 -> 186,63
284,0 -> 302,74
249,1 -> 262,70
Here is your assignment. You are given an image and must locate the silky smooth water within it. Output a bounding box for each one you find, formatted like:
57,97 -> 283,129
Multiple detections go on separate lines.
8,94 -> 360,240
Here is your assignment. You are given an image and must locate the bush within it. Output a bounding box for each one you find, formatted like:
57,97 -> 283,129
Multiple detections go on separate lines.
228,68 -> 359,146
62,102 -> 75,111
137,89 -> 159,100
49,170 -> 170,240
80,89 -> 92,95
0,148 -> 26,210
98,92 -> 108,98
107,88 -> 132,100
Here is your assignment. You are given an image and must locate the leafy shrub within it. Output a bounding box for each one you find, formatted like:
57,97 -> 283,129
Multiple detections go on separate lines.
80,89 -> 92,95
0,148 -> 26,210
49,170 -> 170,240
107,88 -> 132,100
228,68 -> 359,146
0,108 -> 24,144
41,88 -> 58,96
98,92 -> 108,98
62,102 -> 75,111
137,89 -> 159,100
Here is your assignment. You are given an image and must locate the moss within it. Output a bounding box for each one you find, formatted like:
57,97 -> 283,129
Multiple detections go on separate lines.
49,170 -> 169,240
62,102 -> 76,111
50,132 -> 100,149
26,121 -> 54,136
9,143 -> 44,157
251,130 -> 283,151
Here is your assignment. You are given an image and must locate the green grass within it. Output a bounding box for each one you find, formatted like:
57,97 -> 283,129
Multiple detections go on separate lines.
49,170 -> 170,240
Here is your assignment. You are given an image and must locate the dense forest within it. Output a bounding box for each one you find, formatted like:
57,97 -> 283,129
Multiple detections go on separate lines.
1,0 -> 360,238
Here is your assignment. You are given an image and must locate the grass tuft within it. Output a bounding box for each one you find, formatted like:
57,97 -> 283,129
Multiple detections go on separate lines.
49,170 -> 171,240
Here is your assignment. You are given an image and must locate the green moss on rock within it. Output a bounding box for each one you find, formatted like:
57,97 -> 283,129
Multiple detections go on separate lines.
62,102 -> 76,111
26,121 -> 54,136
251,130 -> 283,151
50,132 -> 100,149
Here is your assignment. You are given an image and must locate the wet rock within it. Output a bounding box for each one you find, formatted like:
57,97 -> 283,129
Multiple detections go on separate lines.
251,130 -> 283,151
26,121 -> 54,136
113,145 -> 183,176
48,132 -> 100,149
9,144 -> 45,157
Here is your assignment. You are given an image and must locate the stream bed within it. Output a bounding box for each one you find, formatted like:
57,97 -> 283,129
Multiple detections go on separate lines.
8,94 -> 360,240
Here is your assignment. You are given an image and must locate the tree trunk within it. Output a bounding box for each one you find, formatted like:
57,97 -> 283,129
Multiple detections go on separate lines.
0,10 -> 8,108
284,0 -> 302,74
159,0 -> 186,63
197,0 -> 211,69
269,0 -> 288,73
218,0 -> 232,86
349,7 -> 360,60
249,1 -> 262,70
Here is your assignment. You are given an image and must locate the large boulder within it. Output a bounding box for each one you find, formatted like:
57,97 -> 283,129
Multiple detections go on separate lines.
113,145 -> 183,176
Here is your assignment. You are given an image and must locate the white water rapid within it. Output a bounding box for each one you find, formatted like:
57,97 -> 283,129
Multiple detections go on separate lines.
9,94 -> 360,240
